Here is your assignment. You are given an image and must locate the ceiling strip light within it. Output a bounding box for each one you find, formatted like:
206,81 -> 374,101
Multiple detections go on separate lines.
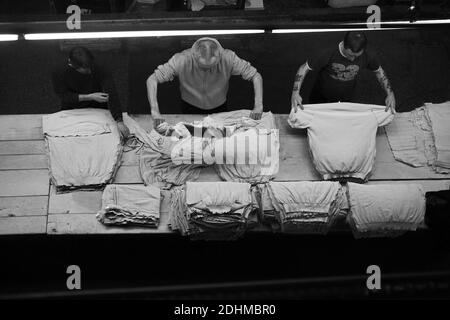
24,29 -> 265,40
0,34 -> 19,41
272,27 -> 402,34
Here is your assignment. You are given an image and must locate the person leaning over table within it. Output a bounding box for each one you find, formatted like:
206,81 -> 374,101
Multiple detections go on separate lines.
291,31 -> 396,113
146,37 -> 264,128
52,46 -> 130,138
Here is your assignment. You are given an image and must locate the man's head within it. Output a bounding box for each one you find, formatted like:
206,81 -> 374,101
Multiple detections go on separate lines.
68,46 -> 94,74
342,31 -> 367,59
192,38 -> 222,69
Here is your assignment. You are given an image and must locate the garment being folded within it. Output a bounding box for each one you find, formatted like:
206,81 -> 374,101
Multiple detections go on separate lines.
96,184 -> 160,227
258,181 -> 346,234
43,108 -> 123,191
288,102 -> 394,181
385,102 -> 450,173
346,182 -> 425,238
169,181 -> 255,240
124,110 -> 279,189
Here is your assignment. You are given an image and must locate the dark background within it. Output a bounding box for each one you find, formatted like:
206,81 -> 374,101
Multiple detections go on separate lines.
1,27 -> 450,115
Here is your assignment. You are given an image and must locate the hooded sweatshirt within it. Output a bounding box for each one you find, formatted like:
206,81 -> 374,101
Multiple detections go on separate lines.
154,37 -> 258,110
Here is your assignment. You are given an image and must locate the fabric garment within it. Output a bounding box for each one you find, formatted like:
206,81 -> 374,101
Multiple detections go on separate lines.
52,64 -> 123,121
288,102 -> 394,181
154,37 -> 257,109
346,182 -> 426,238
181,100 -> 228,114
96,184 -> 160,227
123,114 -> 203,189
126,110 -> 279,188
385,102 -> 450,173
169,182 -> 255,240
426,102 -> 450,169
307,43 -> 380,102
206,110 -> 279,183
425,190 -> 450,232
43,108 -> 123,191
258,181 -> 345,234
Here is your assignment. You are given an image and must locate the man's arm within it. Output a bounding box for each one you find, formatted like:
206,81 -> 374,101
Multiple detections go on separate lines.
252,72 -> 263,114
146,73 -> 163,122
291,62 -> 310,110
374,66 -> 396,112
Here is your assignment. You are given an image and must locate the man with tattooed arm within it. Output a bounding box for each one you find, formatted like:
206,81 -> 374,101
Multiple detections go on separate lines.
291,31 -> 396,113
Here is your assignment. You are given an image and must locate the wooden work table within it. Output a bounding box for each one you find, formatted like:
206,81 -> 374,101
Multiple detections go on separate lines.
1,113 -> 449,236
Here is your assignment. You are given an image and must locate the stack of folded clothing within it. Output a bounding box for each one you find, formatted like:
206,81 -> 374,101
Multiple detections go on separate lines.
43,108 -> 123,191
169,182 -> 256,240
346,183 -> 426,238
257,181 -> 347,234
96,184 -> 160,228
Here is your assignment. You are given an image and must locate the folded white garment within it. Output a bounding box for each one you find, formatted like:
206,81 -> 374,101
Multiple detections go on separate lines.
43,109 -> 122,190
347,182 -> 426,238
43,108 -> 114,137
288,102 -> 394,181
186,181 -> 252,214
97,184 -> 160,227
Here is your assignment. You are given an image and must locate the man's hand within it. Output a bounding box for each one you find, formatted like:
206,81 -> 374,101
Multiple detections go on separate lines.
385,93 -> 396,113
291,92 -> 303,111
116,121 -> 130,140
89,92 -> 109,103
252,103 -> 263,114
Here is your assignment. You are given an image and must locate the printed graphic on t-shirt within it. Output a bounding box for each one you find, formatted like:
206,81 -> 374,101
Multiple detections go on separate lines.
329,63 -> 360,81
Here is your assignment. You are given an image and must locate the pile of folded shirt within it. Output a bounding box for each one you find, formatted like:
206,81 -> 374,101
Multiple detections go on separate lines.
124,110 -> 279,189
346,182 -> 426,238
256,181 -> 347,234
43,108 -> 123,191
169,181 -> 256,240
385,101 -> 450,174
288,102 -> 394,182
96,184 -> 160,228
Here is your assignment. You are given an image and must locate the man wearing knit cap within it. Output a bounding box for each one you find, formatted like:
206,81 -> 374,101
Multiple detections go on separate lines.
291,31 -> 396,113
146,37 -> 264,127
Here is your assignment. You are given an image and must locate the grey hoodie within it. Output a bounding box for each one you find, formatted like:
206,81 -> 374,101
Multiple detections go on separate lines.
154,37 -> 258,110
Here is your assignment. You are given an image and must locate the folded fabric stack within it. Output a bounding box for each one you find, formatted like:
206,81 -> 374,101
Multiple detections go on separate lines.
288,102 -> 394,182
346,182 -> 426,238
43,108 -> 123,191
96,184 -> 160,228
169,182 -> 256,240
257,181 -> 346,234
385,102 -> 450,174
124,110 -> 279,189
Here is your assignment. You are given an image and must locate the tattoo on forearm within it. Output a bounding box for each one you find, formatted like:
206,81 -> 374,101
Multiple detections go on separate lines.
377,69 -> 392,94
292,73 -> 304,93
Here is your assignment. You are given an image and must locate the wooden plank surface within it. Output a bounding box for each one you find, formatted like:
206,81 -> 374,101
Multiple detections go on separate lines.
0,196 -> 48,217
0,155 -> 47,170
0,140 -> 45,155
0,169 -> 49,197
0,216 -> 47,235
47,212 -> 170,235
0,114 -> 43,140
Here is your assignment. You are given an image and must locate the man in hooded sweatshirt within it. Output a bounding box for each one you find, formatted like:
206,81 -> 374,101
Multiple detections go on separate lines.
146,37 -> 264,126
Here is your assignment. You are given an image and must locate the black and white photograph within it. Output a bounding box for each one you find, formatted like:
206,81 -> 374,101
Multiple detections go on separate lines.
1,0 -> 450,308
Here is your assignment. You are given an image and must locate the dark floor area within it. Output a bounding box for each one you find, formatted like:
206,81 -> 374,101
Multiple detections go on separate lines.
1,230 -> 449,298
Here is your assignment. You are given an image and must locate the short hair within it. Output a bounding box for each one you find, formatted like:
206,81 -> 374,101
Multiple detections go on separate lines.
343,31 -> 367,53
68,46 -> 94,69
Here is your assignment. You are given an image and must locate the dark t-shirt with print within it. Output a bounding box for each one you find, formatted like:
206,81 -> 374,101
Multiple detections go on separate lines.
308,45 -> 381,103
